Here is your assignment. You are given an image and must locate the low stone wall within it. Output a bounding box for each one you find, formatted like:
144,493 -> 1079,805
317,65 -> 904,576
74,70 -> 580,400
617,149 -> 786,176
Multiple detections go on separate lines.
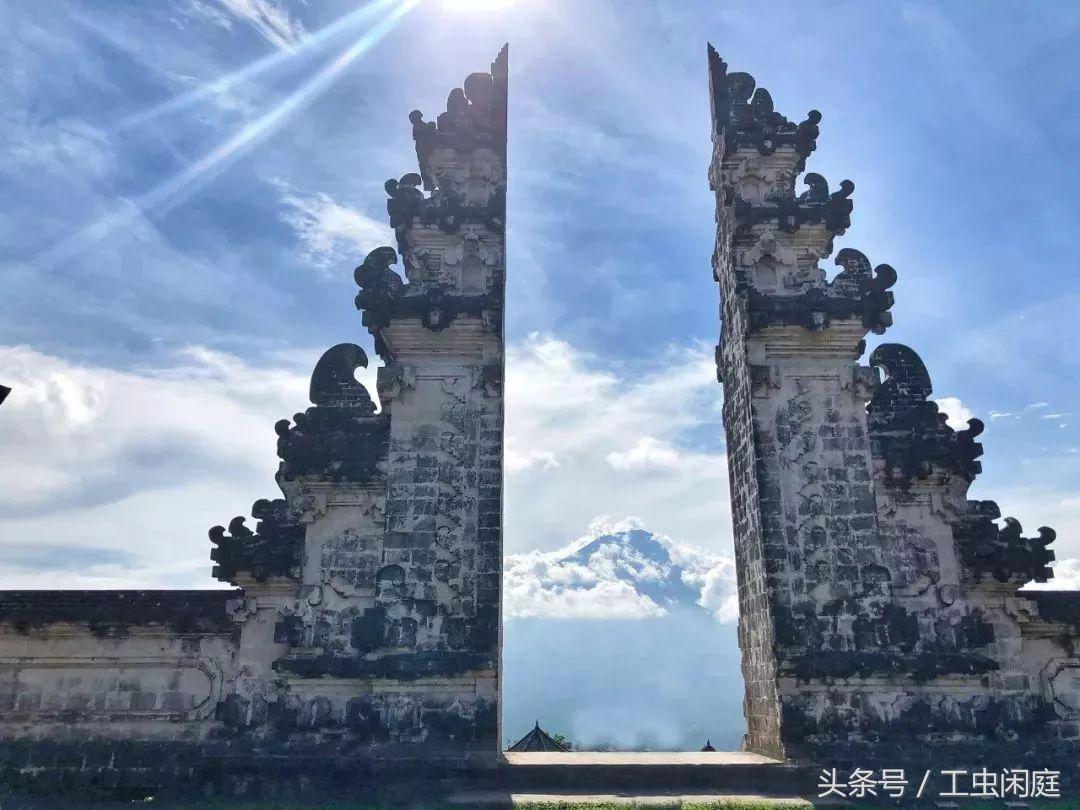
0,591 -> 241,792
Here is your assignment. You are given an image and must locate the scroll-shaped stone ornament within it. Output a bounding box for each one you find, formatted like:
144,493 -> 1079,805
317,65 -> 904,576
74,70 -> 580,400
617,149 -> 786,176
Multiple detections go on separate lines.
274,343 -> 389,483
354,246 -> 405,328
385,173 -> 424,230
868,344 -> 985,482
831,248 -> 897,334
869,343 -> 932,406
309,342 -> 376,413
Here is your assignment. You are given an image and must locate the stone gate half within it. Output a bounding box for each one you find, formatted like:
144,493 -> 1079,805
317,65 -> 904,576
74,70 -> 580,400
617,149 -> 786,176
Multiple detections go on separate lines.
0,47 -> 507,788
708,44 -> 1080,768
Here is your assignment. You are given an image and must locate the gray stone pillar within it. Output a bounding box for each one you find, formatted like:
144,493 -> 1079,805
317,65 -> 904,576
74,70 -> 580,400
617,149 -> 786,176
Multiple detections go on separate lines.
208,47 -> 507,766
708,46 -> 1071,768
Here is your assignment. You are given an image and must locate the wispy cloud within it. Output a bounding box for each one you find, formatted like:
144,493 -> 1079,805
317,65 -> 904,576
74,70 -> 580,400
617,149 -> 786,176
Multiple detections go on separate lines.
33,0 -> 419,271
278,187 -> 392,270
206,0 -> 307,51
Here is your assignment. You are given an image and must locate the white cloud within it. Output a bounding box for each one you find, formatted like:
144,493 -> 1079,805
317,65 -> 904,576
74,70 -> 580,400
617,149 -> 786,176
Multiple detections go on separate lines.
181,1 -> 236,32
504,333 -> 730,557
506,443 -> 559,474
1047,558 -> 1080,589
0,334 -> 731,592
606,437 -> 681,472
3,118 -> 114,180
0,343 -> 381,588
207,0 -> 306,50
1024,558 -> 1080,591
278,188 -> 392,270
933,396 -> 975,430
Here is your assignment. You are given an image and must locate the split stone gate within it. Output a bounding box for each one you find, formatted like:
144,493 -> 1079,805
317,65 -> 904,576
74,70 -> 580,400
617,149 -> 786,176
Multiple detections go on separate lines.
0,44 -> 1077,792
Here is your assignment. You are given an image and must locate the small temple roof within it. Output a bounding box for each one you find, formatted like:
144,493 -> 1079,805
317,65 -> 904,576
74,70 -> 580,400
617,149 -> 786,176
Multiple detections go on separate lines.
507,721 -> 570,752
701,739 -> 716,752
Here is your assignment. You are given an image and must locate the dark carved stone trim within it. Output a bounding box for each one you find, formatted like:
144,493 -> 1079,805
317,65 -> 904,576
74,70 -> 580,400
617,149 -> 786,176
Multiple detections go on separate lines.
954,501 -> 1056,586
276,343 -> 389,482
734,174 -> 854,237
708,44 -> 820,168
0,591 -> 238,636
210,499 -> 305,586
867,344 -> 985,482
784,651 -> 999,683
354,247 -> 406,330
274,651 -> 496,680
1029,590 -> 1080,626
746,248 -> 896,334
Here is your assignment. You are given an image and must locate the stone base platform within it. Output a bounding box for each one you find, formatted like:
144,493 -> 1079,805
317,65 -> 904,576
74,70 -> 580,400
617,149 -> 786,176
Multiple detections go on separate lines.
446,792 -> 810,808
488,752 -> 811,796
0,751 -> 821,807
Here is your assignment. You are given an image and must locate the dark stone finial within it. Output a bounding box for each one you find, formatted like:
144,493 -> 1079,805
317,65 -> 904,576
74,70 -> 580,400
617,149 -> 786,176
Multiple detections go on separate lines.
354,246 -> 405,328
868,344 -> 989,482
799,173 -> 830,203
707,44 -> 820,166
832,248 -> 896,334
869,344 -> 932,404
271,340 -> 388,483
385,173 -> 424,230
309,343 -> 375,411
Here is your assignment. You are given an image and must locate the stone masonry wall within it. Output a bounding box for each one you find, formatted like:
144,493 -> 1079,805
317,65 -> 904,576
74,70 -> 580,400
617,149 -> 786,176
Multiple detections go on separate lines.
709,113 -> 781,757
709,44 -> 1080,771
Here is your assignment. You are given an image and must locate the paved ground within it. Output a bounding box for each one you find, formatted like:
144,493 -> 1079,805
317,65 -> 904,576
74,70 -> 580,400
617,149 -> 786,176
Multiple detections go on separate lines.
447,792 -> 809,806
502,753 -> 783,767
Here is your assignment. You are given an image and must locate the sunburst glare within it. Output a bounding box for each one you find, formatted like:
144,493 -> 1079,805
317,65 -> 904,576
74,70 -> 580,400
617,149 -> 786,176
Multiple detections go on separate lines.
35,0 -> 423,271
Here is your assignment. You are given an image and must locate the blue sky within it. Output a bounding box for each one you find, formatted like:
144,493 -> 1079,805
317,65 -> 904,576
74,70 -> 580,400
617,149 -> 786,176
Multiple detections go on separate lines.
2,0 -> 1080,600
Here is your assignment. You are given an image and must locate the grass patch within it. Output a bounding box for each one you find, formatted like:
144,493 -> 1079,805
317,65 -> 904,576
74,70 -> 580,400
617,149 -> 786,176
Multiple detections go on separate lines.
149,801 -> 808,810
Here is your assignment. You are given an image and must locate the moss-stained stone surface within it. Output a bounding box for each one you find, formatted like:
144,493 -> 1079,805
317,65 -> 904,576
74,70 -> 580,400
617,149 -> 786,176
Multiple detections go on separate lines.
707,44 -> 1080,768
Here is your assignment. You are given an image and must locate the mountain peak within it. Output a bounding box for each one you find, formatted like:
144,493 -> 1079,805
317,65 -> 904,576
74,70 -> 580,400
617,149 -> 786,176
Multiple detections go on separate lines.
563,528 -> 702,612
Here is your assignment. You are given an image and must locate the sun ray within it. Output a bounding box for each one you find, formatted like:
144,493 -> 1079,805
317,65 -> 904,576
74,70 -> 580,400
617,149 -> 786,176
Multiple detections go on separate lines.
34,0 -> 423,271
112,0 -> 404,132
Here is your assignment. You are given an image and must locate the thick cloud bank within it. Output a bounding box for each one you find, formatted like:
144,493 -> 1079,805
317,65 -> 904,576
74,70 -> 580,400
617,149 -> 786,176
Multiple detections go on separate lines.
504,518 -> 739,624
